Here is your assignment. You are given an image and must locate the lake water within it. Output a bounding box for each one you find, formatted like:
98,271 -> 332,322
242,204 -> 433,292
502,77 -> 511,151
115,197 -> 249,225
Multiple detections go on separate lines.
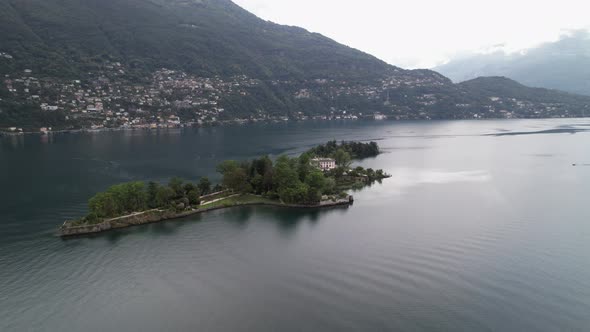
1,119 -> 590,331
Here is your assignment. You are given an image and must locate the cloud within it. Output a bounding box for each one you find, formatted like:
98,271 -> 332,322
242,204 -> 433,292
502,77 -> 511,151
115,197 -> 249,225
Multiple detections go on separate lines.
560,29 -> 590,39
233,0 -> 590,69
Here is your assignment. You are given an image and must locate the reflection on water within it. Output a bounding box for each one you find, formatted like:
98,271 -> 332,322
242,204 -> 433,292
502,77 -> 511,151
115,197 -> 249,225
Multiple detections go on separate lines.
1,118 -> 590,331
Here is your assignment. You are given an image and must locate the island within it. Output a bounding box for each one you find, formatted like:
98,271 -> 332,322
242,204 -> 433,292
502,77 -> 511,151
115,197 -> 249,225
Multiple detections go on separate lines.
58,141 -> 389,237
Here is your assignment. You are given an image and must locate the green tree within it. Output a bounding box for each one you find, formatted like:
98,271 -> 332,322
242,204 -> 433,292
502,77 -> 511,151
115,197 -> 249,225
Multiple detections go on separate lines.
250,174 -> 264,194
88,192 -> 118,218
274,156 -> 300,190
105,182 -> 147,214
305,187 -> 322,204
124,182 -> 148,212
168,177 -> 184,198
333,148 -> 352,168
262,165 -> 274,192
273,155 -> 313,204
156,186 -> 175,207
251,156 -> 273,177
297,152 -> 313,182
223,167 -> 252,193
323,177 -> 337,195
147,181 -> 160,208
187,190 -> 201,206
198,177 -> 212,195
329,166 -> 346,179
305,170 -> 326,193
87,181 -> 149,218
183,182 -> 197,194
251,156 -> 274,192
216,160 -> 239,175
278,183 -> 309,204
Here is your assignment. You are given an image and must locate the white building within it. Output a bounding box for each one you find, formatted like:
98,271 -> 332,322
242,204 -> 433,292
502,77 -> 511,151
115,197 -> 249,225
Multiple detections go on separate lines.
374,113 -> 388,120
312,158 -> 336,171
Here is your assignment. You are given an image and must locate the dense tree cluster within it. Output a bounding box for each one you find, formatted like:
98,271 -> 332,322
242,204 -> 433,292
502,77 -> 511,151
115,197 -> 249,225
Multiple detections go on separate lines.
87,177 -> 213,220
308,140 -> 380,160
216,155 -> 336,205
216,141 -> 388,205
88,182 -> 147,219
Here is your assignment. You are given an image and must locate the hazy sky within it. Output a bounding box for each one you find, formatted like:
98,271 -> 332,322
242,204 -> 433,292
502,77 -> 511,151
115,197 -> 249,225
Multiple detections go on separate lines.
233,0 -> 590,69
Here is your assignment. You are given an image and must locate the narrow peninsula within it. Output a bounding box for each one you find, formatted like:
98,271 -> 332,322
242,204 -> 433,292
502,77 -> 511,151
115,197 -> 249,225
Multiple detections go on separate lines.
59,141 -> 389,237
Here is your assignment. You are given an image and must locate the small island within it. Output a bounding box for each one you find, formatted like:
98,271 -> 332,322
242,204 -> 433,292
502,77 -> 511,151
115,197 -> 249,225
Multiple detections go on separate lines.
59,141 -> 389,237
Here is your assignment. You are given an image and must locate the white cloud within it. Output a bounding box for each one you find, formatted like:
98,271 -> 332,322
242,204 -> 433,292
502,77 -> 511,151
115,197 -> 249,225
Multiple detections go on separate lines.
233,0 -> 590,69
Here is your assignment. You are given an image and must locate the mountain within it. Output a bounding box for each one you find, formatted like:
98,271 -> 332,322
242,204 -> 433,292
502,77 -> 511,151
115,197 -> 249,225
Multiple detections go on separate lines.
0,0 -> 391,80
0,0 -> 589,130
435,30 -> 590,96
458,77 -> 590,117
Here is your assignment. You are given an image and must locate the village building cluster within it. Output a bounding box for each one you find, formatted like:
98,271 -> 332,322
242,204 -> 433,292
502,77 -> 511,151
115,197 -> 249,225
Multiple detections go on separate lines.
2,58 -> 580,132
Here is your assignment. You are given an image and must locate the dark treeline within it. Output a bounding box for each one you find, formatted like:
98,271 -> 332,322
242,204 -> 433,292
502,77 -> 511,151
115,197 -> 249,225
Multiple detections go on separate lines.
217,141 -> 387,205
308,140 -> 380,160
217,155 -> 337,205
87,177 -> 215,220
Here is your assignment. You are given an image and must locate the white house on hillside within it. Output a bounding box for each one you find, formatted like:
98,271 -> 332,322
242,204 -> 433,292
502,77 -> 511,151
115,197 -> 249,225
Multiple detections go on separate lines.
312,158 -> 336,171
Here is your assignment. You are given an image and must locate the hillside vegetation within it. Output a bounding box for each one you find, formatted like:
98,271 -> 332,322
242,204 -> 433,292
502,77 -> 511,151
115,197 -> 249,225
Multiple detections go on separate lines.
0,0 -> 390,80
1,0 -> 590,129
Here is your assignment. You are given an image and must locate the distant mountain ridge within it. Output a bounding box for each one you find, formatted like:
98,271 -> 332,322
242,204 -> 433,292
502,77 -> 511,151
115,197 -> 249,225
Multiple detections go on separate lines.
435,30 -> 590,96
0,0 -> 392,80
0,0 -> 589,129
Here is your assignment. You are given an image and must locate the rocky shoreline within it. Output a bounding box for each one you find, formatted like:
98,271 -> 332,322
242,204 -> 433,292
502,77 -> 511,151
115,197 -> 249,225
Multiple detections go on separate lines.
58,196 -> 353,237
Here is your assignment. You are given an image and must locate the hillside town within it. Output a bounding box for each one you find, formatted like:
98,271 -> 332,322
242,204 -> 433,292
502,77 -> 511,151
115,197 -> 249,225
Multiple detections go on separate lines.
1,57 -> 587,133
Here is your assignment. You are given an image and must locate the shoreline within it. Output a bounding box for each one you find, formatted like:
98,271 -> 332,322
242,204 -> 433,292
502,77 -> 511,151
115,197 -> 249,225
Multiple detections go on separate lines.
4,116 -> 590,137
58,195 -> 353,238
1,118 -> 370,136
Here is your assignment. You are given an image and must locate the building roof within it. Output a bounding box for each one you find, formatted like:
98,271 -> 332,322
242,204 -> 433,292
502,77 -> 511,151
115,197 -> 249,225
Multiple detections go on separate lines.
312,157 -> 335,162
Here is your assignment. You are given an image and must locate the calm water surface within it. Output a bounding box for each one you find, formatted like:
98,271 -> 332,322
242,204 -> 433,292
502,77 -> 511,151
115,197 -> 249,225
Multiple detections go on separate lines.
1,119 -> 589,331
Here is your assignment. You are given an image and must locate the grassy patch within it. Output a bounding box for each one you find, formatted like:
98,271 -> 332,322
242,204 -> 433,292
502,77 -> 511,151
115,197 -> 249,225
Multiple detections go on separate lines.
201,191 -> 234,203
201,194 -> 278,209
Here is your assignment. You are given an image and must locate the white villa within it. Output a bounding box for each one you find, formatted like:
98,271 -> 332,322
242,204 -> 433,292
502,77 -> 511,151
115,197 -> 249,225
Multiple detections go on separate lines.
312,158 -> 336,171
